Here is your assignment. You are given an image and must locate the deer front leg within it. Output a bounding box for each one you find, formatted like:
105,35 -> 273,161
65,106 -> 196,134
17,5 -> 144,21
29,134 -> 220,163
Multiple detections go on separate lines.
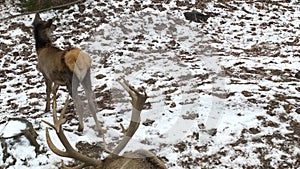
52,83 -> 59,122
52,83 -> 59,98
45,79 -> 53,112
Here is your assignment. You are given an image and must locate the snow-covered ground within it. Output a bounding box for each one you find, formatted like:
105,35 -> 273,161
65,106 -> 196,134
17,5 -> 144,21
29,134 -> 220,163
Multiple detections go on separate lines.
0,0 -> 300,168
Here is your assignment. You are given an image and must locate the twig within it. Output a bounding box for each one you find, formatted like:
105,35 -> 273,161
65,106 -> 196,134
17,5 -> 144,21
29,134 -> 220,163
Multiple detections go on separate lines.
0,0 -> 85,22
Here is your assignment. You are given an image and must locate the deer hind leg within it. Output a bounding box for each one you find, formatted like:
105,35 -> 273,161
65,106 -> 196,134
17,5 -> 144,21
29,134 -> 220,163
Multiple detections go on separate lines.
68,79 -> 84,132
45,79 -> 53,112
74,91 -> 84,132
81,71 -> 106,135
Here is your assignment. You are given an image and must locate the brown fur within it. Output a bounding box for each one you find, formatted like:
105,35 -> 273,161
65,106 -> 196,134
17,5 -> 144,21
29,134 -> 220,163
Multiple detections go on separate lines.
37,46 -> 71,85
64,48 -> 80,72
101,150 -> 167,169
64,48 -> 91,82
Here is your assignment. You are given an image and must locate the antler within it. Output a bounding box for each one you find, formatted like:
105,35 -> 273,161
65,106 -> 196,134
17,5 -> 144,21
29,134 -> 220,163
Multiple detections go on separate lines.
113,79 -> 148,154
43,79 -> 149,168
42,95 -> 102,168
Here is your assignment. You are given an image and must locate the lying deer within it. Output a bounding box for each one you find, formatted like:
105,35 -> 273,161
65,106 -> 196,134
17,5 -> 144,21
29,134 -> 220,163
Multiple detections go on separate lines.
43,80 -> 167,169
32,13 -> 104,134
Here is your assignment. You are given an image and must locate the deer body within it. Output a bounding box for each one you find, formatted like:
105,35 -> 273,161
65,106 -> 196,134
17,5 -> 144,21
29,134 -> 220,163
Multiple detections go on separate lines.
37,46 -> 71,85
33,13 -> 103,133
102,150 -> 166,169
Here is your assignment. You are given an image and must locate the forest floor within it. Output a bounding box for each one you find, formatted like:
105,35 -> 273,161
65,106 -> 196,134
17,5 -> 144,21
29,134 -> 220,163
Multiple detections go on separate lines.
0,0 -> 300,168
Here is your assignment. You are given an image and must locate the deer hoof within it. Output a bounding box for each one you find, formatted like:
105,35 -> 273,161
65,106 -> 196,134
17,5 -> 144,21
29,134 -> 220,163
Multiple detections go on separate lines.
97,128 -> 107,136
77,126 -> 84,132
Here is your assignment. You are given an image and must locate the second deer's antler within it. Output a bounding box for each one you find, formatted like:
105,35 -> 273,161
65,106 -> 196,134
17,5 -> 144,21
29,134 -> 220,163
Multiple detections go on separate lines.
43,79 -> 149,168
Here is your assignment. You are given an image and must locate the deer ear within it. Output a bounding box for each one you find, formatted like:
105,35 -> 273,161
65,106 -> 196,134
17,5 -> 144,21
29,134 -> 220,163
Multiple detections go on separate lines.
46,19 -> 53,27
33,13 -> 42,26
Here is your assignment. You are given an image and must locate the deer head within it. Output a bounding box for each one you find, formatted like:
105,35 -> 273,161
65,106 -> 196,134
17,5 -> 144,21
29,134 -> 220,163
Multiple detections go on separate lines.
43,79 -> 167,169
33,13 -> 54,46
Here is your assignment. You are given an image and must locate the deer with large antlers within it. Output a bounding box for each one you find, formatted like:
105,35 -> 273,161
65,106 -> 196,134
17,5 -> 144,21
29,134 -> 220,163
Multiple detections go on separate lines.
32,13 -> 104,134
43,80 -> 167,169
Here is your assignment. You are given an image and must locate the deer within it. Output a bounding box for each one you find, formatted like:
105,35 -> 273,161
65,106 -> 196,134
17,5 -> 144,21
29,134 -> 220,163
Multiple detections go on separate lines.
43,80 -> 167,169
32,13 -> 105,134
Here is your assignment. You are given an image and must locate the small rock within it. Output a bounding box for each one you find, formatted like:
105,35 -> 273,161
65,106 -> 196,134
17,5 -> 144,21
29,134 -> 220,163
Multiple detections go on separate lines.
142,119 -> 155,126
295,71 -> 300,79
184,10 -> 210,23
96,74 -> 106,79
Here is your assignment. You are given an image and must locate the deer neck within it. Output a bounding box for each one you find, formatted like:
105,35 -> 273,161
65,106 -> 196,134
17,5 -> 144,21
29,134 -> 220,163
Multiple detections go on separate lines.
33,29 -> 52,50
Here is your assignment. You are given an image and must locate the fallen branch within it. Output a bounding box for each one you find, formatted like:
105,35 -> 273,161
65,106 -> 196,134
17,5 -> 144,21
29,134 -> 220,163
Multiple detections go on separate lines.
0,118 -> 41,156
0,0 -> 85,22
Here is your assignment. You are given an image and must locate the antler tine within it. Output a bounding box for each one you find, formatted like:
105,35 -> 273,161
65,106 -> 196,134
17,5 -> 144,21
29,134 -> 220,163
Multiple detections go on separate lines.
45,128 -> 69,157
118,79 -> 148,111
60,94 -> 70,119
44,95 -> 103,168
43,94 -> 69,133
113,79 -> 148,155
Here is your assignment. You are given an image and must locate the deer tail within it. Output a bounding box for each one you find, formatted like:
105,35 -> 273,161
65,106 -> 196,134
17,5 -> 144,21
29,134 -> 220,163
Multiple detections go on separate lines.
64,48 -> 91,82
